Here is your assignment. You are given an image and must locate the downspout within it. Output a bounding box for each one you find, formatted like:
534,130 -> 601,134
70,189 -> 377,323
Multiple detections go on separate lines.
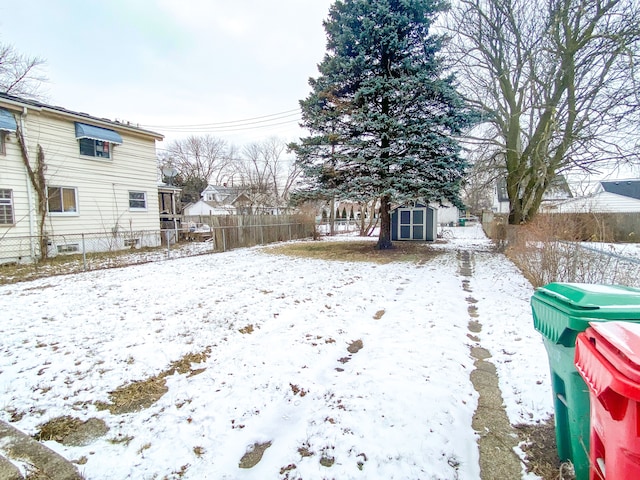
19,107 -> 38,260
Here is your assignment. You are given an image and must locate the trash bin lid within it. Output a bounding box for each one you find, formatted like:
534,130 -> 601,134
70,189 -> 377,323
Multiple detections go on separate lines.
536,283 -> 640,312
532,283 -> 640,345
590,321 -> 640,384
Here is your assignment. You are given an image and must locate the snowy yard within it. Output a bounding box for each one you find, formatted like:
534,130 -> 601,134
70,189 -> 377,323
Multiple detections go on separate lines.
0,225 -> 554,479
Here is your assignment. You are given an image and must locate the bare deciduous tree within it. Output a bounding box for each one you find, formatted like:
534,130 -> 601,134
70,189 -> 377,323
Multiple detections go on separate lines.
159,136 -> 301,210
237,137 -> 301,212
160,135 -> 235,203
448,0 -> 640,224
0,42 -> 47,99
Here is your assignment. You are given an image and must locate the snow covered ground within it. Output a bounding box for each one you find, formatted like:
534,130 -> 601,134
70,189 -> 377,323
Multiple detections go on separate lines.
0,225 -> 554,479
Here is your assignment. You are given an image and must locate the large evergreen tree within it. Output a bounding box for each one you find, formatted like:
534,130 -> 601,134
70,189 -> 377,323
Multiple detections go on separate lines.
291,0 -> 475,249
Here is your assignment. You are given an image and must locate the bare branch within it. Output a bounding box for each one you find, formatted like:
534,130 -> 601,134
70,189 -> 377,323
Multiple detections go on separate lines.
446,0 -> 640,223
0,43 -> 48,100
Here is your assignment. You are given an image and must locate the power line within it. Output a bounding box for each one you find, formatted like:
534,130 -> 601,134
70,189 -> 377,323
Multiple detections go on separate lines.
155,118 -> 302,134
140,109 -> 301,131
160,118 -> 302,134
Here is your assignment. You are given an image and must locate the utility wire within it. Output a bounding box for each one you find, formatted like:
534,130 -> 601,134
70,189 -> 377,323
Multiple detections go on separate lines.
140,109 -> 301,131
156,118 -> 302,134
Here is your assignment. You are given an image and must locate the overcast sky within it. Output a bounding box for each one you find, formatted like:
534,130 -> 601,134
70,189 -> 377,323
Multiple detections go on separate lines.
0,0 -> 335,149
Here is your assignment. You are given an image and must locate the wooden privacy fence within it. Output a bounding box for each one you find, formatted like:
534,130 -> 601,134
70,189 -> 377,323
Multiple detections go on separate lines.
180,214 -> 316,251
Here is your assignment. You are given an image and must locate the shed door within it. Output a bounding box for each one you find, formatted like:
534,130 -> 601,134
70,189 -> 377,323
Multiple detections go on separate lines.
398,208 -> 426,240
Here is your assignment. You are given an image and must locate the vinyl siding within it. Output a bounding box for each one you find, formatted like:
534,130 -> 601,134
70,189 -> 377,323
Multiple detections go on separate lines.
550,192 -> 640,214
0,110 -> 33,238
0,99 -> 162,250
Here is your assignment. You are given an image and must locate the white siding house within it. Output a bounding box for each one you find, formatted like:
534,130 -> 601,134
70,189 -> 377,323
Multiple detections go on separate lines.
543,180 -> 640,214
545,191 -> 640,213
435,202 -> 461,225
183,199 -> 233,216
192,185 -> 253,215
0,93 -> 163,263
492,176 -> 573,214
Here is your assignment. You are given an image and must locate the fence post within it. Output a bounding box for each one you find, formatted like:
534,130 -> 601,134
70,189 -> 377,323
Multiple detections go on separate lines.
289,224 -> 292,241
165,230 -> 171,259
82,233 -> 87,271
222,228 -> 226,252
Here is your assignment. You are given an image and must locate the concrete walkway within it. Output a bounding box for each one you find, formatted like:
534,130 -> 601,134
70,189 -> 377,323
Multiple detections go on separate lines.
0,421 -> 82,480
458,249 -> 524,479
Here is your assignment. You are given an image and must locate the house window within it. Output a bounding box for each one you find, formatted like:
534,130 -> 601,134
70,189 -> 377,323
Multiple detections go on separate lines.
129,191 -> 147,210
0,132 -> 5,155
124,238 -> 140,247
48,187 -> 78,214
57,244 -> 80,254
0,189 -> 14,224
79,138 -> 111,158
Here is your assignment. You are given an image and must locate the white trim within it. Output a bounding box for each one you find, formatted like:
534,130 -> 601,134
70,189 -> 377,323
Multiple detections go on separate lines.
397,207 -> 427,240
0,188 -> 14,225
47,186 -> 79,216
128,191 -> 148,211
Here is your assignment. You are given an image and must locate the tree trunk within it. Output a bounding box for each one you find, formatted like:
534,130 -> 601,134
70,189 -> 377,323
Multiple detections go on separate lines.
329,196 -> 335,236
16,124 -> 48,260
376,195 -> 393,250
35,146 -> 48,259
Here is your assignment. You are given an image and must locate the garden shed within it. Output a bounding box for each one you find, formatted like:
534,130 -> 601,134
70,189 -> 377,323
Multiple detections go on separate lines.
391,204 -> 437,242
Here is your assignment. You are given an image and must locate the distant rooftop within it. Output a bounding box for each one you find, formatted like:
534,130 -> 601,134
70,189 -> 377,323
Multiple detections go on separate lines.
600,179 -> 640,200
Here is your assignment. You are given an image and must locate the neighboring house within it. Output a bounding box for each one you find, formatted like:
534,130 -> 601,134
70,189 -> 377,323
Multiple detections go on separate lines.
599,179 -> 640,200
201,184 -> 245,204
493,178 -> 510,214
390,203 -> 437,242
544,179 -> 640,214
492,175 -> 573,214
183,199 -> 235,216
187,184 -> 253,216
435,201 -> 462,225
0,92 -> 163,263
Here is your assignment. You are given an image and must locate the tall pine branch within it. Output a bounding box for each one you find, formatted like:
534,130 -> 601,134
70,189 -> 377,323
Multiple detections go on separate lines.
291,0 -> 476,249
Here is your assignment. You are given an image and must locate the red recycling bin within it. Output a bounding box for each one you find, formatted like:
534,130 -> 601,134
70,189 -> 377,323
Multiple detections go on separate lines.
575,321 -> 640,479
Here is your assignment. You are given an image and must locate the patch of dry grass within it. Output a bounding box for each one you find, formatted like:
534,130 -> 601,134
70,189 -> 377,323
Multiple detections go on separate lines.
516,417 -> 575,480
239,324 -> 255,334
95,347 -> 212,415
0,248 -> 159,285
98,375 -> 169,415
166,347 -> 211,376
239,441 -> 272,469
35,416 -> 84,442
266,240 -> 443,264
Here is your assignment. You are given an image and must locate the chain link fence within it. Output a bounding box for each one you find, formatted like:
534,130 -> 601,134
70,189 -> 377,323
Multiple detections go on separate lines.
480,213 -> 640,287
0,215 -> 316,284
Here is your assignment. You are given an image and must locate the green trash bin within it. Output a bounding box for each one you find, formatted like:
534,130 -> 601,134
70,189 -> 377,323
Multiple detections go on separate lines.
531,282 -> 640,480
458,218 -> 466,226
